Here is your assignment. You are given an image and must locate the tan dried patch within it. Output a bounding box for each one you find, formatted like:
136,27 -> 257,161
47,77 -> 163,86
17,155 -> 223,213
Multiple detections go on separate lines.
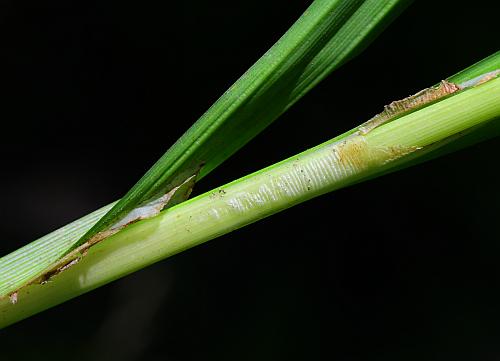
333,134 -> 423,177
359,80 -> 461,134
335,136 -> 372,171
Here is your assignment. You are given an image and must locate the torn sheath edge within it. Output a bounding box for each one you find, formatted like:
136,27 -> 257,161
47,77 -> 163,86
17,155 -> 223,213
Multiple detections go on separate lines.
358,69 -> 500,135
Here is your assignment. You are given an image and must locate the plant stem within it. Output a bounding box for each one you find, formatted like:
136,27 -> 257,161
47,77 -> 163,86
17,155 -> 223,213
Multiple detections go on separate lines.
1,76 -> 498,329
81,0 -> 410,245
0,0 -> 412,298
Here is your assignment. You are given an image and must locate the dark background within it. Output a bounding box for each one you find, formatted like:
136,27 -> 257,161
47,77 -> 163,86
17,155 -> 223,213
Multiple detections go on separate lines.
1,0 -> 499,360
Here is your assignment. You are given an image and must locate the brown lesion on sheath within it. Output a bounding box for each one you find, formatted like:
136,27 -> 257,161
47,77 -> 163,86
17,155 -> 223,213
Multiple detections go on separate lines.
335,136 -> 372,171
358,80 -> 461,135
334,134 -> 423,174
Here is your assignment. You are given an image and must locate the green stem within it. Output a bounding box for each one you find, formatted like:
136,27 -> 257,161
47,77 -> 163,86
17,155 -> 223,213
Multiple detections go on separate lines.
0,0 -> 413,298
1,76 -> 498,328
81,0 -> 411,244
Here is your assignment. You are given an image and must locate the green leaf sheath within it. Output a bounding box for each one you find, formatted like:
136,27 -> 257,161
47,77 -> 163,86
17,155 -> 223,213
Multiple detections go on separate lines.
447,51 -> 500,84
0,0 -> 413,300
0,204 -> 115,298
0,45 -> 497,300
80,0 -> 411,244
1,75 -> 498,328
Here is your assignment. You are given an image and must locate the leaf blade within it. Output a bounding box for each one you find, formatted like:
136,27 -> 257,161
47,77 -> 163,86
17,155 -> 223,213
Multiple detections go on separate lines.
80,0 -> 413,244
0,0 -> 413,297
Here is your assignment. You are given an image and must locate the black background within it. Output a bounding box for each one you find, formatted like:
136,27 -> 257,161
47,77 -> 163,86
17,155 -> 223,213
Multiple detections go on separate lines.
1,0 -> 499,360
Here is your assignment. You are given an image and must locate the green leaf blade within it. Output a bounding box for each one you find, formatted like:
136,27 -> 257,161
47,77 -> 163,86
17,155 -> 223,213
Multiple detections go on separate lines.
81,0 -> 413,244
1,73 -> 498,328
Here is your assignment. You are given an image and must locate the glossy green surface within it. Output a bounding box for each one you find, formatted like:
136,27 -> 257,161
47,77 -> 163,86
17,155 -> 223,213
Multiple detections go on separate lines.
1,75 -> 498,328
0,0 -> 412,298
